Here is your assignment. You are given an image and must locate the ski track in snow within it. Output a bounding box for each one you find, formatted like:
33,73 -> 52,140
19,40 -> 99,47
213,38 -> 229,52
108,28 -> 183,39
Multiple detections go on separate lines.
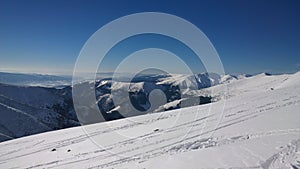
0,72 -> 300,168
261,139 -> 300,169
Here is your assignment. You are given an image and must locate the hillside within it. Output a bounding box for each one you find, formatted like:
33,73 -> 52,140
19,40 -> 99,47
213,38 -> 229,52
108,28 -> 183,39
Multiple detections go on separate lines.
0,72 -> 299,168
0,84 -> 79,142
0,72 -> 216,141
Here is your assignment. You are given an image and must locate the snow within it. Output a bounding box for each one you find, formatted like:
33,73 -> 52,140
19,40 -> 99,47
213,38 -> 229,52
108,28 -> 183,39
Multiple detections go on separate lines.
0,72 -> 299,168
219,74 -> 237,83
0,84 -> 79,141
156,73 -> 212,89
107,105 -> 121,114
154,99 -> 184,112
96,80 -> 109,88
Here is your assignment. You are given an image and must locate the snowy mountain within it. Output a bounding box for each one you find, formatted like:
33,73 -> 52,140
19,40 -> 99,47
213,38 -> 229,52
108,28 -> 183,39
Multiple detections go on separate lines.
0,84 -> 79,142
0,72 -> 222,142
89,73 -> 217,122
0,72 -> 217,142
0,72 -> 285,143
0,71 -> 299,168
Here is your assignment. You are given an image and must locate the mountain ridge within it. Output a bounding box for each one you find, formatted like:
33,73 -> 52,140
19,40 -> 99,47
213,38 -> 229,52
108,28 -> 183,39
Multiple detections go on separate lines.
0,71 -> 299,168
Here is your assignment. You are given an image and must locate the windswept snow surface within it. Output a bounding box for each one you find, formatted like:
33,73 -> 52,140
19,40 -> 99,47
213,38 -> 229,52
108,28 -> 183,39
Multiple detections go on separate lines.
0,72 -> 300,168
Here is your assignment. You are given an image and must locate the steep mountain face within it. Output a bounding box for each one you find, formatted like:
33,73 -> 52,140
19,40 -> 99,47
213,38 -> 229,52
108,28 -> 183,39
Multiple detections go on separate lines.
0,84 -> 79,142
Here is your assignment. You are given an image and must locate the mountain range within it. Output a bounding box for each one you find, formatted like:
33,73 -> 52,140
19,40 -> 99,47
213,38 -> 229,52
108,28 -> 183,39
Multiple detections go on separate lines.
0,71 -> 278,143
0,71 -> 299,168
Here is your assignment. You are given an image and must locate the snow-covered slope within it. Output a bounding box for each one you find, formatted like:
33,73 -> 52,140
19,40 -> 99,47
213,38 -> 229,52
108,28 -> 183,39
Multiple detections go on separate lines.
0,72 -> 299,168
90,73 -> 215,121
0,72 -> 216,141
0,84 -> 79,142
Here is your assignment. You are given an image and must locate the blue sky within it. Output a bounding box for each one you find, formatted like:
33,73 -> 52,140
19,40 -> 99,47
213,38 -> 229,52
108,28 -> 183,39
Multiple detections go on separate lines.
0,0 -> 299,75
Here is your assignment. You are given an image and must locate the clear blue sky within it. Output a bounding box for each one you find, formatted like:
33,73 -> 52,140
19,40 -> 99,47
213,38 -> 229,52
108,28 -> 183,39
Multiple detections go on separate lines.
0,0 -> 299,75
